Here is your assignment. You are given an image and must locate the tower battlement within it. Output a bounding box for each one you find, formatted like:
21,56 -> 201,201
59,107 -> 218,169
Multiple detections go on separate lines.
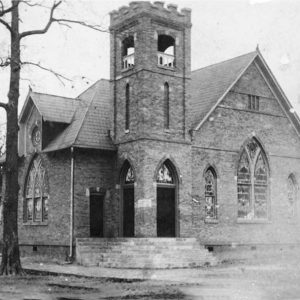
110,1 -> 191,29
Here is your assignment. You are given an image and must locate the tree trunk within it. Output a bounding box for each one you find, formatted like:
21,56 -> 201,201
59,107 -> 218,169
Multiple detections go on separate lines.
0,0 -> 23,275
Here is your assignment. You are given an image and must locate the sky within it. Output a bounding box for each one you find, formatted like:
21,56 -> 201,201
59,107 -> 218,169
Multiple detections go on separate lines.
0,0 -> 300,127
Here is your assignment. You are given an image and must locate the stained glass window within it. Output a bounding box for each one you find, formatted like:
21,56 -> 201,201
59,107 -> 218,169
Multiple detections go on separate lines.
287,175 -> 297,219
124,166 -> 135,184
237,138 -> 269,220
205,168 -> 217,220
157,163 -> 174,184
24,157 -> 49,222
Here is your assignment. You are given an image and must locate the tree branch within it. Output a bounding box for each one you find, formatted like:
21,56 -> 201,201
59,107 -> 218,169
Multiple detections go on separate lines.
21,61 -> 72,86
0,57 -> 10,68
0,102 -> 8,111
0,18 -> 12,32
19,1 -> 62,39
0,1 -> 18,17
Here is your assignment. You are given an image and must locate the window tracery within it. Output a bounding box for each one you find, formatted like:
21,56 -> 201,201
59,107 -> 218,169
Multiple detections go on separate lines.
124,165 -> 135,184
24,157 -> 49,222
237,138 -> 269,221
157,163 -> 174,184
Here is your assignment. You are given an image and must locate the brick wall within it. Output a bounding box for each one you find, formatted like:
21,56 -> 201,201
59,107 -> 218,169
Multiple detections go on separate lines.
73,148 -> 116,239
18,151 -> 71,249
117,139 -> 192,237
111,4 -> 191,143
191,62 -> 300,245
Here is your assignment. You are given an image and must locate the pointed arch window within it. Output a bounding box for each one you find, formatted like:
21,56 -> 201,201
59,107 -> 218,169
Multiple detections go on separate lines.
287,174 -> 297,219
125,84 -> 130,131
205,167 -> 217,220
24,157 -> 49,223
237,138 -> 269,221
164,82 -> 170,129
124,165 -> 135,184
121,161 -> 135,237
157,162 -> 174,184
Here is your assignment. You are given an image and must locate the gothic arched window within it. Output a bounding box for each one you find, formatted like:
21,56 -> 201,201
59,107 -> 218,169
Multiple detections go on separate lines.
125,84 -> 130,131
157,162 -> 174,184
237,138 -> 269,221
205,167 -> 217,220
121,161 -> 135,237
287,174 -> 297,219
24,157 -> 49,222
164,82 -> 170,129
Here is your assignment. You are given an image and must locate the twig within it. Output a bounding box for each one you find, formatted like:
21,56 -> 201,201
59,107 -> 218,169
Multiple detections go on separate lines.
53,18 -> 108,33
21,61 -> 72,86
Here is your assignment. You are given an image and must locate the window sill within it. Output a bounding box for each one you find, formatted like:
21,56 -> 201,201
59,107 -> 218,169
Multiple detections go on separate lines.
237,219 -> 271,224
157,65 -> 175,71
23,221 -> 48,226
205,218 -> 219,224
121,66 -> 134,73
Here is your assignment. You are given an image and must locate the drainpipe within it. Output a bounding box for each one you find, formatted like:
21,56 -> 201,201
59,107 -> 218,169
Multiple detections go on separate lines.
69,147 -> 74,260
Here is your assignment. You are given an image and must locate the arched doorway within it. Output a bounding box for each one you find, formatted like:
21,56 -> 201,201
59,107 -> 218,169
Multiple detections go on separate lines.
121,161 -> 135,237
156,160 -> 178,237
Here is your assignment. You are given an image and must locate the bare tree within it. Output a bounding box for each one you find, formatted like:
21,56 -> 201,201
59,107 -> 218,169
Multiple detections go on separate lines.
0,0 -> 107,275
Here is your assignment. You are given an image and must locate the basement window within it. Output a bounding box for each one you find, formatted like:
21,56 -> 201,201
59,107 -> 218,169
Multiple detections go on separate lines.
122,36 -> 135,70
157,34 -> 175,68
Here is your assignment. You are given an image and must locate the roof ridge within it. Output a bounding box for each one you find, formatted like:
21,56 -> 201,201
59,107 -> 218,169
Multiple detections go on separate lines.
77,78 -> 109,98
192,51 -> 257,74
31,91 -> 79,101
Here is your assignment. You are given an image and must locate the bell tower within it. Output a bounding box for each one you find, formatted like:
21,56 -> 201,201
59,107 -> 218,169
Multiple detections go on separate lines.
110,2 -> 192,238
110,1 -> 192,142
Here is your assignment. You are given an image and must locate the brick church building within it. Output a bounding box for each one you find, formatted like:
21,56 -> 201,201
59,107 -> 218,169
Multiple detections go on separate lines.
1,1 -> 300,266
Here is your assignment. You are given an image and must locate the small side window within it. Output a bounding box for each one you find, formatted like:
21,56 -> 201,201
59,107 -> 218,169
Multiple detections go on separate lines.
248,95 -> 259,111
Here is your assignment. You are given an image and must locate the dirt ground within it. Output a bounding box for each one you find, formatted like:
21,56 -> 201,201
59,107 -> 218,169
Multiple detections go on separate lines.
1,255 -> 300,300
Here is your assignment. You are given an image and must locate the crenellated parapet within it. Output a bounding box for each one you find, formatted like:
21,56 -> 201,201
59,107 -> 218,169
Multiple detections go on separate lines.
110,1 -> 191,30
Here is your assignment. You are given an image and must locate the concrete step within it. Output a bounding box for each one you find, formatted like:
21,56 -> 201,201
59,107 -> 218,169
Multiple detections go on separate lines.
76,237 -> 217,269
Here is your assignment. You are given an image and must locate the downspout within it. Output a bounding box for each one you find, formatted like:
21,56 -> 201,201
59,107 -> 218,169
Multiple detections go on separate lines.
69,146 -> 74,259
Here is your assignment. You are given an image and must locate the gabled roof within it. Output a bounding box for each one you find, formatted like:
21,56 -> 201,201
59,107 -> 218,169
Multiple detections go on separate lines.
190,50 -> 300,136
43,79 -> 115,152
19,91 -> 79,124
190,51 -> 257,128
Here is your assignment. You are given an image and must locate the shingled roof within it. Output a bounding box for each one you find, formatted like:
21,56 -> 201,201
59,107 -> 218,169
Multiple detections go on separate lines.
19,91 -> 79,124
43,79 -> 115,152
190,50 -> 300,136
190,51 -> 257,128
